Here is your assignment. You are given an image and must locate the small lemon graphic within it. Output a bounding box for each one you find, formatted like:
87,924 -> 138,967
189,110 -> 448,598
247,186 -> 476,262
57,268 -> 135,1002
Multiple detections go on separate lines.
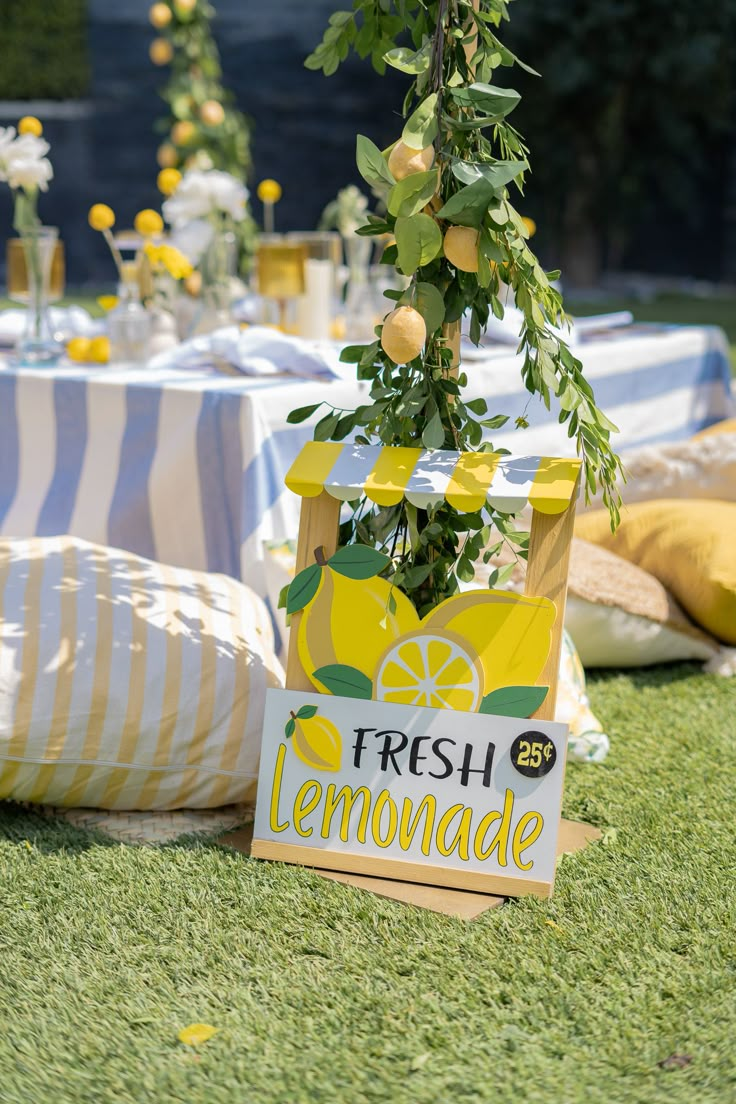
286,706 -> 342,772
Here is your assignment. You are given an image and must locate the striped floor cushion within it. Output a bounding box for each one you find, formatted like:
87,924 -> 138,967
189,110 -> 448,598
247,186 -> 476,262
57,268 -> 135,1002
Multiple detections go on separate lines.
0,536 -> 284,810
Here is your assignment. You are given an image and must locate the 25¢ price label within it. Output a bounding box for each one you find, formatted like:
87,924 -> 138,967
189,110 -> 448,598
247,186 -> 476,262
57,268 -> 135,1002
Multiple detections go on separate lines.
510,731 -> 557,778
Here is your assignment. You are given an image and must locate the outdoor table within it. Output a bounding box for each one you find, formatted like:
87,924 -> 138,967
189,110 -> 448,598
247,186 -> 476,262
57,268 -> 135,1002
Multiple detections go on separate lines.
0,324 -> 731,602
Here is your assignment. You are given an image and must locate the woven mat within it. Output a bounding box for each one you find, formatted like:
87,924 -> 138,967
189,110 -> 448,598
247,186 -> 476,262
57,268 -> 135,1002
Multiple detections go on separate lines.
33,803 -> 254,845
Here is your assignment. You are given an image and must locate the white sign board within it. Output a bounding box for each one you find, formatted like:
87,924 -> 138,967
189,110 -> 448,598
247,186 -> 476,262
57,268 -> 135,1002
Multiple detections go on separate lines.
252,689 -> 568,898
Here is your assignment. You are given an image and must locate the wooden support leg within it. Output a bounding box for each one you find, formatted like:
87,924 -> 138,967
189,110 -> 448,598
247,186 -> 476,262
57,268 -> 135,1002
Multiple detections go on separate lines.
285,491 -> 341,692
524,496 -> 578,721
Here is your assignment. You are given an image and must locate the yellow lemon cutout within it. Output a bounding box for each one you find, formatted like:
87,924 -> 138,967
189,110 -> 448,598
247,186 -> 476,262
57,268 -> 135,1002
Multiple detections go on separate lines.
422,590 -> 556,695
291,712 -> 342,772
298,568 -> 420,689
375,631 -> 483,712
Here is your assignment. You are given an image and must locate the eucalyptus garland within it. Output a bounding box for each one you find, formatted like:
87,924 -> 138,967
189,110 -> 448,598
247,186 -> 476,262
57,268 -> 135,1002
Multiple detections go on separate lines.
291,0 -> 623,618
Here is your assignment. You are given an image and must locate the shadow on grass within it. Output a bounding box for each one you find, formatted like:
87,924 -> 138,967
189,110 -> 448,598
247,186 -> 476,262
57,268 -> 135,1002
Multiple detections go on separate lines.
0,800 -> 117,854
585,660 -> 705,689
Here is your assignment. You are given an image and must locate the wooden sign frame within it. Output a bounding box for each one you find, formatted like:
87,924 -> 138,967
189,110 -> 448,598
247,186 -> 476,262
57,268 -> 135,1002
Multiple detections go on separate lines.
252,449 -> 580,898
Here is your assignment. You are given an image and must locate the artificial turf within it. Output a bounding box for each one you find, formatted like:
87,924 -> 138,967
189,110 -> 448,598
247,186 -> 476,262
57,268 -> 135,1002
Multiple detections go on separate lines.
1,663 -> 734,1103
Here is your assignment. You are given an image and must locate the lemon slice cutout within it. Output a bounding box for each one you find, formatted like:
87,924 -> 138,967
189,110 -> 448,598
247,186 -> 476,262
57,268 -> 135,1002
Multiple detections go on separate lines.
374,631 -> 483,712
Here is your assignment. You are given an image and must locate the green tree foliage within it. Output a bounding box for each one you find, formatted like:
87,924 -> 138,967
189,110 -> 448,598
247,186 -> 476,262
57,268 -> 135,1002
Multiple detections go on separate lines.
504,0 -> 736,279
296,0 -> 623,616
0,0 -> 89,100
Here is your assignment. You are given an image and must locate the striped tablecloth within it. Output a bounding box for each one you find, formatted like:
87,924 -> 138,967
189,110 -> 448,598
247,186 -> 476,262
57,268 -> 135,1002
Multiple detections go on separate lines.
0,324 -> 732,601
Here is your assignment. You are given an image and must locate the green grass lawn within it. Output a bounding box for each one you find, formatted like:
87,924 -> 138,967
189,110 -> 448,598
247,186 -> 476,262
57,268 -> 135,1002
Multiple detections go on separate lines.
567,291 -> 736,372
1,664 -> 734,1103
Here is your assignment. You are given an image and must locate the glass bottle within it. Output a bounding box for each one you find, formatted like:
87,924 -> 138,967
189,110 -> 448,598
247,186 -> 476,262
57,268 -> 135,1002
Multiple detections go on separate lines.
108,262 -> 151,364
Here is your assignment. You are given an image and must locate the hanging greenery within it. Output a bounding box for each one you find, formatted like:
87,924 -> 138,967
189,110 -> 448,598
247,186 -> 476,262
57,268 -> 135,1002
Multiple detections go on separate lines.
289,0 -> 623,618
149,0 -> 251,177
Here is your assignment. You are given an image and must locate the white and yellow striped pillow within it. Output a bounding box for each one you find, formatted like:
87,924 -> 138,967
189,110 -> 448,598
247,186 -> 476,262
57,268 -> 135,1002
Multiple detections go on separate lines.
0,536 -> 284,810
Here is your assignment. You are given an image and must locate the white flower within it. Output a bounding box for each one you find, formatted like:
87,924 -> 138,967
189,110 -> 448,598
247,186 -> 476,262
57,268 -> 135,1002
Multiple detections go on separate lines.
169,218 -> 214,265
163,169 -> 249,226
4,132 -> 53,192
0,127 -> 17,180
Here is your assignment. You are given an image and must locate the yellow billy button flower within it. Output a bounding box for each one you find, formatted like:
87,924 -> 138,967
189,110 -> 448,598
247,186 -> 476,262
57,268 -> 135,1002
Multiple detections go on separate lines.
522,216 -> 537,239
96,295 -> 119,312
157,167 -> 181,196
257,179 -> 282,204
149,37 -> 174,66
18,116 -> 43,137
134,209 -> 164,237
88,204 -> 116,232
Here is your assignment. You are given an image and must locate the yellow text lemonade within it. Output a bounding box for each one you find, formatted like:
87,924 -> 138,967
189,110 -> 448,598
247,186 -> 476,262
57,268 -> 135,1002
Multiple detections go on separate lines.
268,723 -> 545,873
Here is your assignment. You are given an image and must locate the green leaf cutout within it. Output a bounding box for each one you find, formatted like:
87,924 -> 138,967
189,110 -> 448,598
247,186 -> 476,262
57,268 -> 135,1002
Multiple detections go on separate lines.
387,169 -> 439,218
312,664 -> 373,699
296,705 -> 318,720
285,563 -> 322,615
394,213 -> 443,275
284,718 -> 296,738
356,135 -> 396,190
328,544 -> 391,580
479,686 -> 549,718
402,93 -> 438,150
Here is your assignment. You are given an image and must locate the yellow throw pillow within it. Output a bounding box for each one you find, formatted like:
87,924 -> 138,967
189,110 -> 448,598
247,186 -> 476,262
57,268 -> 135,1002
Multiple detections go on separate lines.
692,418 -> 736,440
576,500 -> 736,644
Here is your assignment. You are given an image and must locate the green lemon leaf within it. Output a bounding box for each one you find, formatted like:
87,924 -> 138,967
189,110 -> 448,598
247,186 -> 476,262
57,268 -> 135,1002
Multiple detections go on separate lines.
387,169 -> 439,218
479,686 -> 549,718
412,282 -> 446,335
402,93 -> 438,150
451,83 -> 521,117
312,664 -> 373,699
284,718 -> 296,738
287,403 -> 322,424
296,705 -> 318,719
422,410 -> 445,450
328,545 -> 391,579
384,42 -> 431,76
451,158 -> 528,190
285,563 -> 322,615
394,213 -> 443,275
356,134 -> 396,189
436,179 -> 495,229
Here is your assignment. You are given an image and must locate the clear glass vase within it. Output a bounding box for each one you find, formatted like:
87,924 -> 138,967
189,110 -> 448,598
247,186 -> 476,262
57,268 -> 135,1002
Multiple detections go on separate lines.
344,235 -> 377,343
13,226 -> 64,367
192,228 -> 237,336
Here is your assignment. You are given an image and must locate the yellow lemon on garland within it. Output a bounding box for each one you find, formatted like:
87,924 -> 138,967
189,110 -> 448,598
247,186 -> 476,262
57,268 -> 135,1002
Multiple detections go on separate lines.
423,590 -> 556,695
171,120 -> 196,146
88,204 -> 115,232
288,710 -> 342,772
199,99 -> 225,127
380,306 -> 426,364
522,216 -> 536,238
18,116 -> 43,137
298,569 -> 419,692
149,2 -> 172,28
387,141 -> 434,180
157,142 -> 178,168
149,37 -> 173,65
175,0 -> 197,13
375,631 -> 484,712
443,225 -> 480,273
134,209 -> 164,237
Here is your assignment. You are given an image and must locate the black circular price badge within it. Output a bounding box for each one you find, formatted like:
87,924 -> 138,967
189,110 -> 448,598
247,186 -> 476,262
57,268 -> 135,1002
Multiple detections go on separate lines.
510,731 -> 557,778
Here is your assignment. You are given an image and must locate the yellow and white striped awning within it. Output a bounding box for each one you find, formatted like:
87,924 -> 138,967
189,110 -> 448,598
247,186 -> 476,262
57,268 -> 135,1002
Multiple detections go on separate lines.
285,443 -> 581,515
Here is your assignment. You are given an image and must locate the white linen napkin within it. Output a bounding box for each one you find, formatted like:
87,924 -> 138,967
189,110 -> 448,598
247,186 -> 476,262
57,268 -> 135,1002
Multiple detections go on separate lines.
147,324 -> 342,379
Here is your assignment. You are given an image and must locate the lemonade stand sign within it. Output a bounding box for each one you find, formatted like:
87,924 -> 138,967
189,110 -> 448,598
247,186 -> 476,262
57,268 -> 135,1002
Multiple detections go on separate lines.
252,442 -> 582,898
